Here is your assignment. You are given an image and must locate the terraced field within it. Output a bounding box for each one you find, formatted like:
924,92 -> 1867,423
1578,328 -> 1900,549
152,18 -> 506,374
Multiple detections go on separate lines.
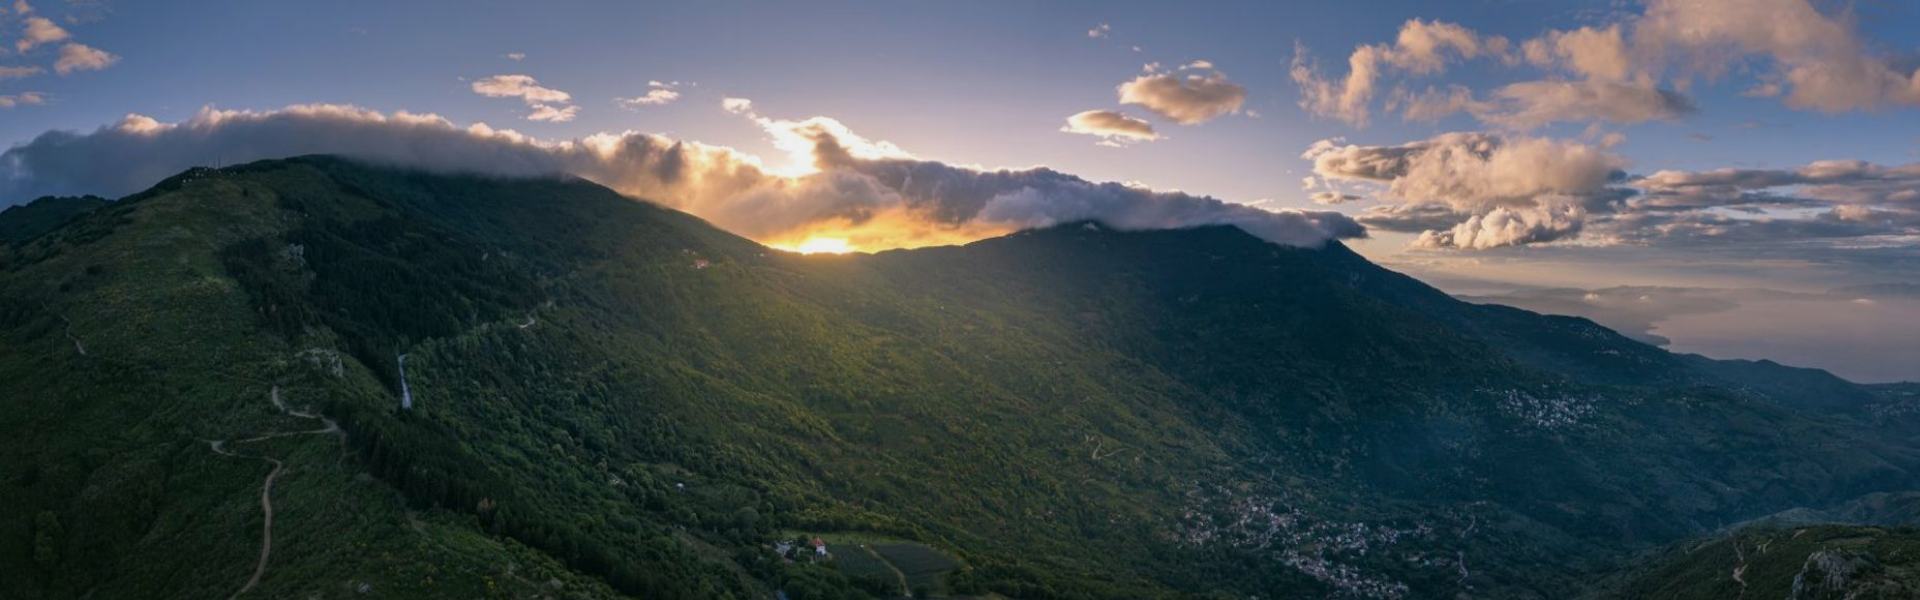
833,546 -> 908,596
798,532 -> 967,597
871,543 -> 963,592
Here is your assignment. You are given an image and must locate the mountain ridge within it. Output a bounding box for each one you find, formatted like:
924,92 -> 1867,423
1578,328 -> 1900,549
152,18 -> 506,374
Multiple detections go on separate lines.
3,155 -> 1916,600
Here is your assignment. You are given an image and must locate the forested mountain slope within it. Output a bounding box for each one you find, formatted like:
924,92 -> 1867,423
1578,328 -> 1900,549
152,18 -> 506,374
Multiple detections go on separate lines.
3,156 -> 1915,599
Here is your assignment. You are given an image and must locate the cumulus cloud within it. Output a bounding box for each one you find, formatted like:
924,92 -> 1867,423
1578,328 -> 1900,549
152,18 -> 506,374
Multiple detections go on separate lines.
721,97 -> 754,114
616,81 -> 681,108
15,15 -> 68,53
1296,0 -> 1920,128
1522,25 -> 1632,82
1059,109 -> 1158,145
1317,130 -> 1920,251
1087,23 -> 1109,39
53,42 -> 116,74
1291,19 -> 1513,126
1633,0 -> 1920,112
0,104 -> 1365,251
1306,132 -> 1628,212
1414,204 -> 1586,249
1306,132 -> 1632,248
471,74 -> 576,122
1117,64 -> 1247,125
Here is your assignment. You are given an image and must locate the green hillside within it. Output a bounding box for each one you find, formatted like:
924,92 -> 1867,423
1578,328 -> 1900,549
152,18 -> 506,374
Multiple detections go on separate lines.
1594,524 -> 1920,599
0,195 -> 110,244
3,156 -> 1916,599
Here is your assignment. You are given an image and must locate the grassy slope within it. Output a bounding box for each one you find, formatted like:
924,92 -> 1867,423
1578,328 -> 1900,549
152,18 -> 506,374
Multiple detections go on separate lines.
3,157 -> 1917,600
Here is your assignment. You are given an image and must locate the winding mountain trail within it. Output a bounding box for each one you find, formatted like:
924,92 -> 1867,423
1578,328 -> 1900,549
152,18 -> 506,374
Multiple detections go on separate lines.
206,440 -> 283,600
206,386 -> 344,599
42,304 -> 87,356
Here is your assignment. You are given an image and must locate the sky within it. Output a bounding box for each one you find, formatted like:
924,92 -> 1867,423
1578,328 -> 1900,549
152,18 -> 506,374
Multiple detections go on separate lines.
2,0 -> 1918,377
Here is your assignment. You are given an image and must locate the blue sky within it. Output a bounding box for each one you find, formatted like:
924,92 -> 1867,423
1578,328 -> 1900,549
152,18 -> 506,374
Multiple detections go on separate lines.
4,0 -> 1919,292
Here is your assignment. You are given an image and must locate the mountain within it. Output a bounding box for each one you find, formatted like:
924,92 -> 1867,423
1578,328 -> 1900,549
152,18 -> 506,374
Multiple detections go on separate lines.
3,156 -> 1917,599
0,195 -> 110,244
1831,283 -> 1920,300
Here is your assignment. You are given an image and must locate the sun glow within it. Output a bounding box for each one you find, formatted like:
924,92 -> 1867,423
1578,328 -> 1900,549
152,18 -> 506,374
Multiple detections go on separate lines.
758,207 -> 1016,255
782,237 -> 856,255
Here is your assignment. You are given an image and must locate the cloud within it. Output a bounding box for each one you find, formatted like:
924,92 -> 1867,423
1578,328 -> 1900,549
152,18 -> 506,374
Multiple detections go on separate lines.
53,42 -> 116,74
721,97 -> 754,114
1633,0 -> 1920,112
1308,132 -> 1631,248
0,91 -> 46,108
1388,57 -> 1691,132
1310,191 -> 1362,205
1301,0 -> 1920,128
471,74 -> 571,104
1321,130 -> 1920,251
525,103 -> 577,122
1636,160 -> 1920,208
1087,23 -> 1109,39
57,0 -> 111,25
502,52 -> 526,61
1472,80 -> 1694,129
0,104 -> 1366,252
1522,25 -> 1632,82
471,74 -> 576,122
1414,204 -> 1585,249
15,15 -> 68,52
0,65 -> 43,79
1291,19 -> 1513,126
1117,64 -> 1247,125
1356,203 -> 1467,233
1059,109 -> 1158,145
1306,132 -> 1628,211
616,81 -> 681,108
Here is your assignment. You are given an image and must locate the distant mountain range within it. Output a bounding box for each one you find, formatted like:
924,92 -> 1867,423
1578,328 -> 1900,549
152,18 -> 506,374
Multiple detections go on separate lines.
1461,284 -> 1920,383
4,156 -> 1919,599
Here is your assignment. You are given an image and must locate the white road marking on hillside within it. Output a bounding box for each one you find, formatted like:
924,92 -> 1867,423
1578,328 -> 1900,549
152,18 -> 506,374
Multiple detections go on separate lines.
397,354 -> 412,410
43,304 -> 87,356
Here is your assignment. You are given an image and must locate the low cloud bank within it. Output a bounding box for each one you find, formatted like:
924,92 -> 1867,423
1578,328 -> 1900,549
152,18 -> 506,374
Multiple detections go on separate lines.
0,104 -> 1363,250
